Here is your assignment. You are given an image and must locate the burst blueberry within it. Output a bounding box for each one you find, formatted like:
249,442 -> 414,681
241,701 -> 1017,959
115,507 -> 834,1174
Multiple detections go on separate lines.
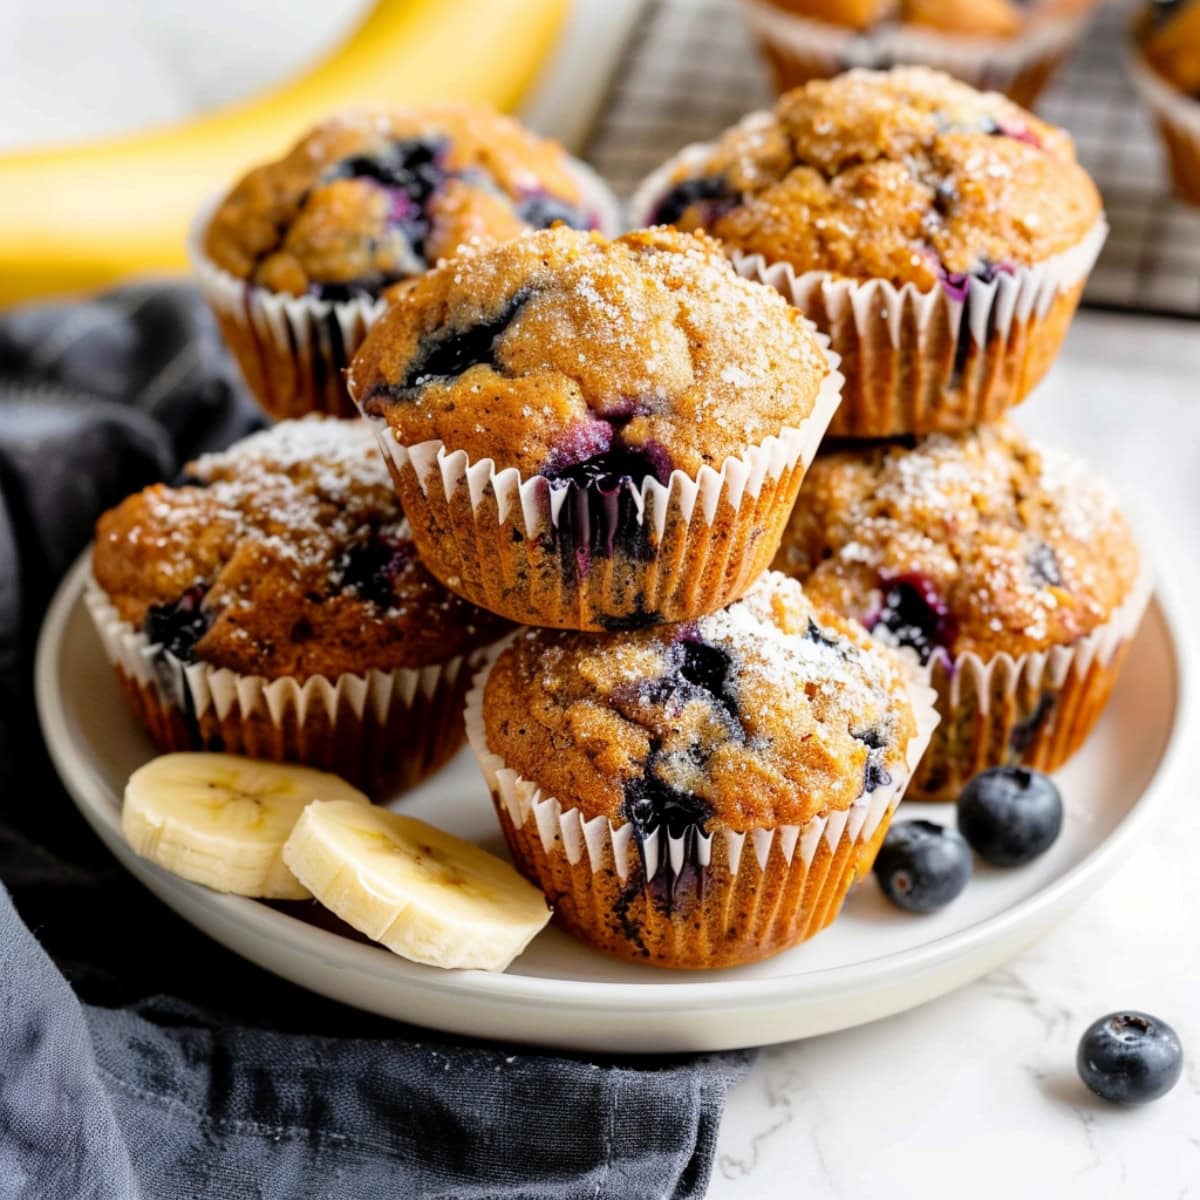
336,533 -> 412,609
873,820 -> 972,913
870,573 -> 954,664
517,191 -> 589,230
956,765 -> 1062,866
651,175 -> 737,227
1077,1012 -> 1183,1105
144,585 -> 212,662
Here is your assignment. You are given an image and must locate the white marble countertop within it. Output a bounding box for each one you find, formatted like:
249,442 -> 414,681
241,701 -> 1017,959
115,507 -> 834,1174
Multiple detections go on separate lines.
5,4 -> 1200,1196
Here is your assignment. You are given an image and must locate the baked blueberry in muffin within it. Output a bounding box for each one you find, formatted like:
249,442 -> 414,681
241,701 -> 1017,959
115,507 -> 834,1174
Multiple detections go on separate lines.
349,225 -> 841,630
774,422 -> 1145,799
468,571 -> 934,967
89,417 -> 507,794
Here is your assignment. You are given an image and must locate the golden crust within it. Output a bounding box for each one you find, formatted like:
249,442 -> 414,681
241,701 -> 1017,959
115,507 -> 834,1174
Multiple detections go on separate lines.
773,423 -> 1140,659
482,572 -> 918,831
92,417 -> 506,678
655,67 -> 1102,287
350,225 -> 829,479
203,104 -> 586,294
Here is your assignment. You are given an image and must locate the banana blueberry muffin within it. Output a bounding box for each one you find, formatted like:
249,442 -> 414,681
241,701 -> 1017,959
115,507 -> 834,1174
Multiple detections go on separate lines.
632,68 -> 1105,437
743,0 -> 1096,107
196,104 -> 615,419
89,416 -> 507,795
1132,1 -> 1200,205
350,225 -> 841,631
773,423 -> 1146,799
467,571 -> 936,968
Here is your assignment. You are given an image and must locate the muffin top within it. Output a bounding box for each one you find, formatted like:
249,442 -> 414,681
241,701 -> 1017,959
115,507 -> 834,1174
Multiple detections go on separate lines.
483,572 -> 919,834
643,67 -> 1102,291
350,225 -> 830,480
1137,1 -> 1200,95
203,105 -> 595,299
764,0 -> 1091,38
93,417 -> 506,678
773,423 -> 1140,662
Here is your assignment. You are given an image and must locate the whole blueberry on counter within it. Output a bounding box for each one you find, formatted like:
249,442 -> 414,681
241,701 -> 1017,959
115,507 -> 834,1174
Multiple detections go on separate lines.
873,820 -> 972,913
957,766 -> 1063,866
1077,1012 -> 1183,1105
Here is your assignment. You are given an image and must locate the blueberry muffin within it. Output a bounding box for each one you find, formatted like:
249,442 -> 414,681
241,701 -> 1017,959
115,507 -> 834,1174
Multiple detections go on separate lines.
349,225 -> 842,631
1132,1 -> 1200,206
89,417 -> 507,795
631,68 -> 1105,438
465,571 -> 936,968
194,104 -> 617,420
742,0 -> 1096,107
773,423 -> 1146,800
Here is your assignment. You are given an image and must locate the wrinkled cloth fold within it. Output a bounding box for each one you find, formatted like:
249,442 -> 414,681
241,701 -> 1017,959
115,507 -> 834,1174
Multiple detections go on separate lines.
0,283 -> 751,1200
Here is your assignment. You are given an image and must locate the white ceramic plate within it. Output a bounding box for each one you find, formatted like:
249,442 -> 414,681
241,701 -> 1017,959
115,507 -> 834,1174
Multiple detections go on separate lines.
36,554 -> 1187,1053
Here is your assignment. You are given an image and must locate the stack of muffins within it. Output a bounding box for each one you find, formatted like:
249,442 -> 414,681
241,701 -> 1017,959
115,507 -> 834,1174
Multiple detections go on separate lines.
632,66 -> 1148,802
90,72 -> 1149,973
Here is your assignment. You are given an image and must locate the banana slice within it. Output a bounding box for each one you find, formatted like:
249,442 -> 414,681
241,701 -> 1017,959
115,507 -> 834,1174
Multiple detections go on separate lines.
123,754 -> 368,900
282,801 -> 551,972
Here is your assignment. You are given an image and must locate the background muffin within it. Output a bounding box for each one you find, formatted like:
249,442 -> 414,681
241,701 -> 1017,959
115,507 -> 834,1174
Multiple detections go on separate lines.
466,571 -> 936,968
1131,0 -> 1200,205
194,104 -> 618,420
350,224 -> 842,630
741,0 -> 1097,107
773,423 -> 1147,800
89,416 -> 507,795
631,67 -> 1106,438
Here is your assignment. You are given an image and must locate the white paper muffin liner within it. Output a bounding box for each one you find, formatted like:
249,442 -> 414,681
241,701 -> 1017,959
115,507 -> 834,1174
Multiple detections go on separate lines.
1129,51 -> 1200,205
463,640 -> 939,966
903,567 -> 1152,800
365,333 -> 843,629
84,581 -> 479,797
190,158 -> 622,422
738,0 -> 1092,103
630,131 -> 1106,437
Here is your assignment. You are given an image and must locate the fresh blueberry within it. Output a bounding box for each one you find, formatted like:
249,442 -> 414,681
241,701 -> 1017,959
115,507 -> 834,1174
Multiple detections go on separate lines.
870,573 -> 955,665
650,175 -> 737,227
1077,1012 -> 1183,1105
517,191 -> 589,230
143,584 -> 211,662
543,445 -> 671,491
873,820 -> 972,913
956,765 -> 1063,867
336,533 -> 411,609
1027,541 -> 1063,587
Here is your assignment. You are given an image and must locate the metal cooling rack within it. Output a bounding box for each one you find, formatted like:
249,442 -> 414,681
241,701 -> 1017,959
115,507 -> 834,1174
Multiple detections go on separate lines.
585,0 -> 1200,319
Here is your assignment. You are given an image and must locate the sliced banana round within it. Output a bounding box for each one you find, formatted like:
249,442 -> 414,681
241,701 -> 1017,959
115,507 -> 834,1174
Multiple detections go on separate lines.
282,801 -> 551,972
123,753 -> 369,900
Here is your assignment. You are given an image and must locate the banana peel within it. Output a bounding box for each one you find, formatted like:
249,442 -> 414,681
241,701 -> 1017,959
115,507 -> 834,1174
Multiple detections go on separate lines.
0,0 -> 569,305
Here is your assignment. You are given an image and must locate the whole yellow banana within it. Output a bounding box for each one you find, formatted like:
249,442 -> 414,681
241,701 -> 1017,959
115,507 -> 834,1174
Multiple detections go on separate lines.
0,0 -> 568,304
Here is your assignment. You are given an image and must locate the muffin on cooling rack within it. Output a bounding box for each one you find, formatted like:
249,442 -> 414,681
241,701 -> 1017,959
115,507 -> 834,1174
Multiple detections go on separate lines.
740,0 -> 1097,107
773,422 -> 1147,801
465,571 -> 936,969
89,417 -> 507,796
1131,0 -> 1200,206
349,224 -> 842,631
631,67 -> 1106,438
193,104 -> 618,420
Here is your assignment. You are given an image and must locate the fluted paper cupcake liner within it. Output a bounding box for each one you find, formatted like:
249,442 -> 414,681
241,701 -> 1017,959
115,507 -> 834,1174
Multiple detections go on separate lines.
631,133 -> 1105,438
738,0 -> 1092,106
189,160 -> 622,422
85,582 -> 480,798
1129,52 -> 1200,207
907,570 -> 1152,801
366,335 -> 842,630
463,647 -> 939,968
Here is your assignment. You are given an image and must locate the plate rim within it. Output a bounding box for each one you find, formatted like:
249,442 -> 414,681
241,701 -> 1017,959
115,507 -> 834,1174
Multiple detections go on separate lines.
35,550 -> 1193,1015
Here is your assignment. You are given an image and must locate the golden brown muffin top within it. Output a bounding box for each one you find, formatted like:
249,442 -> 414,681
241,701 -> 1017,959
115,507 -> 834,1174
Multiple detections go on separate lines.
773,423 -> 1140,662
350,225 -> 829,480
93,417 -> 506,679
203,105 -> 594,299
1137,1 -> 1200,95
483,572 -> 918,833
764,0 -> 1094,38
644,67 -> 1102,289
